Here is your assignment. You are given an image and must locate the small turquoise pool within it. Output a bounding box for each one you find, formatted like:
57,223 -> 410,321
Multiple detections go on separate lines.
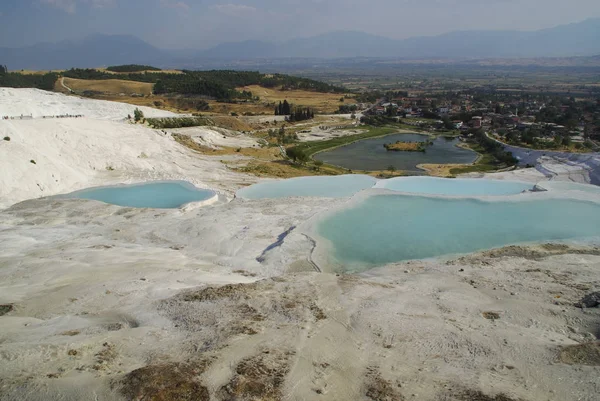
316,195 -> 600,272
376,177 -> 533,196
236,175 -> 377,199
61,181 -> 216,209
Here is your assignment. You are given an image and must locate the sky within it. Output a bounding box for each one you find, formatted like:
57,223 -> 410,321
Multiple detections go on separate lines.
1,0 -> 600,49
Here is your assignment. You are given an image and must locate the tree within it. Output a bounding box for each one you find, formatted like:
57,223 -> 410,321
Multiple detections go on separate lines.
134,108 -> 144,122
442,117 -> 454,130
505,131 -> 518,143
314,160 -> 324,171
278,100 -> 290,115
387,165 -> 396,174
286,146 -> 300,162
286,147 -> 309,164
553,134 -> 563,147
296,150 -> 309,165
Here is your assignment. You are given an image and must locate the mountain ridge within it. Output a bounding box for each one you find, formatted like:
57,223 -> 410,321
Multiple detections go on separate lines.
1,18 -> 599,70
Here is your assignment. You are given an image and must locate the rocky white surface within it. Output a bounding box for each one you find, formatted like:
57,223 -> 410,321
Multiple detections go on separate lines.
0,88 -> 176,120
0,89 -> 599,401
170,126 -> 260,149
0,95 -> 261,208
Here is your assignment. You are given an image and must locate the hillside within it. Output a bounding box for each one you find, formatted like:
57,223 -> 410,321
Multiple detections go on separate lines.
62,77 -> 154,96
0,34 -> 165,71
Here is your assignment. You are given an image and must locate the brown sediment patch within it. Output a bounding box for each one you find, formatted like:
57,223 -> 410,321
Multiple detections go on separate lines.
0,304 -> 14,316
60,330 -> 81,336
309,303 -> 327,321
558,342 -> 600,366
93,342 -> 118,371
179,282 -> 262,303
365,367 -> 404,401
218,351 -> 291,401
118,362 -> 210,401
445,389 -> 524,401
455,244 -> 600,262
482,311 -> 501,320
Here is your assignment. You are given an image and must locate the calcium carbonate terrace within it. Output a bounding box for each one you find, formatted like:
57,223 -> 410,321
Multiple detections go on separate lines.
236,175 -> 600,272
56,175 -> 600,273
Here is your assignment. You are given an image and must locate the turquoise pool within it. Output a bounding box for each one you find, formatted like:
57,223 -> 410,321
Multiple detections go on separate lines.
317,195 -> 600,272
61,181 -> 216,208
376,177 -> 533,196
236,175 -> 377,199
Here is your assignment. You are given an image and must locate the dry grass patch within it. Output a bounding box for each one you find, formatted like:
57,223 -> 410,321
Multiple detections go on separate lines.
209,115 -> 254,131
14,69 -> 64,75
63,77 -> 154,95
238,85 -> 353,113
384,141 -> 425,151
417,163 -> 469,177
234,161 -> 318,178
96,67 -> 183,75
118,362 -> 210,401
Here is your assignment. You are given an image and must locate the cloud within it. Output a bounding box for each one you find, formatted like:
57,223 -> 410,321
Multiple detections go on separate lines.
88,0 -> 116,8
159,0 -> 190,10
39,0 -> 116,13
40,0 -> 77,13
211,3 -> 257,17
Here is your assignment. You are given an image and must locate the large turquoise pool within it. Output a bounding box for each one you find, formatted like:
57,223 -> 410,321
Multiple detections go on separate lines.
61,181 -> 216,209
236,175 -> 377,199
316,195 -> 600,272
376,176 -> 533,196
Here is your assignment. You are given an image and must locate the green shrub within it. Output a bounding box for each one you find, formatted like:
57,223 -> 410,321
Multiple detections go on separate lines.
133,108 -> 144,122
3,136 -> 9,141
146,117 -> 211,129
30,159 -> 36,164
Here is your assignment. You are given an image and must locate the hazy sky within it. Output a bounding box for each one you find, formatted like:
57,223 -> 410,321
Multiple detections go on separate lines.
1,0 -> 600,49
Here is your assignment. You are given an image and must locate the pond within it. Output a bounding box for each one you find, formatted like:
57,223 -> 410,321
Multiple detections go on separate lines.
313,133 -> 477,172
60,181 -> 216,209
316,194 -> 600,272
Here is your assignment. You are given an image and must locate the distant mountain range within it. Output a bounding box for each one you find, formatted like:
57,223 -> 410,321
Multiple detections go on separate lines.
2,18 -> 600,70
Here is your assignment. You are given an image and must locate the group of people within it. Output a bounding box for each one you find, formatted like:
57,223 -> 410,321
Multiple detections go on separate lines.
1,114 -> 84,120
41,114 -> 84,119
